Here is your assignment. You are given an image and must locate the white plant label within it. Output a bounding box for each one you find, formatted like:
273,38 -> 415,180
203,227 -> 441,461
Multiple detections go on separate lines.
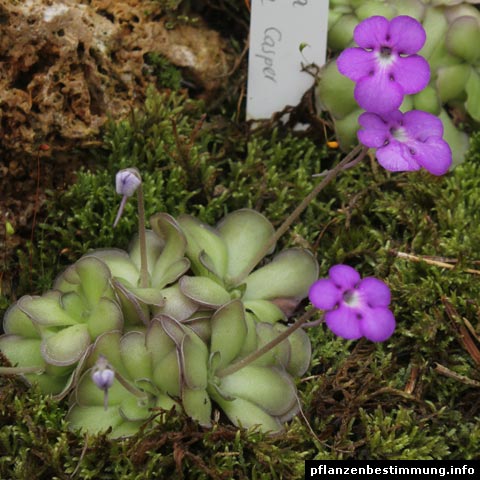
247,0 -> 329,120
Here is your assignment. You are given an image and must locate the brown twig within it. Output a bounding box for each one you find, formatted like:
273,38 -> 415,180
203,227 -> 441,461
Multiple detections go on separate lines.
393,250 -> 480,275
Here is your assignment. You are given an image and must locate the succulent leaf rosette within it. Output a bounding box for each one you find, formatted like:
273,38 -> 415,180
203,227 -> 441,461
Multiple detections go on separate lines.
177,209 -> 319,321
0,256 -> 123,395
1,207 -> 319,436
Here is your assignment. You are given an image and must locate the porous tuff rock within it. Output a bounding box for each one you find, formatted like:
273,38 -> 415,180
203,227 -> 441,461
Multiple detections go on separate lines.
0,0 -> 231,275
0,0 -> 231,155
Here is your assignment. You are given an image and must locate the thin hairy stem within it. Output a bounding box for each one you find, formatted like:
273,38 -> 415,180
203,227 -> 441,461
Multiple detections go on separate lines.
137,183 -> 149,288
231,145 -> 368,284
216,308 -> 317,378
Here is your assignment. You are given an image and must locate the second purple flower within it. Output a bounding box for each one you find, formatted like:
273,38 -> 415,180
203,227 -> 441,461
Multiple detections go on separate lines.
309,265 -> 396,342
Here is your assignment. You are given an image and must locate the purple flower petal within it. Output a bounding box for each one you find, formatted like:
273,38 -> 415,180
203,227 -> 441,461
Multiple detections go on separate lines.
376,141 -> 421,172
359,307 -> 396,342
388,16 -> 427,54
325,305 -> 363,340
355,73 -> 404,113
309,279 -> 341,311
391,55 -> 430,95
403,110 -> 444,141
358,277 -> 391,307
337,48 -> 376,82
328,264 -> 361,290
412,138 -> 452,176
354,16 -> 389,49
357,112 -> 389,148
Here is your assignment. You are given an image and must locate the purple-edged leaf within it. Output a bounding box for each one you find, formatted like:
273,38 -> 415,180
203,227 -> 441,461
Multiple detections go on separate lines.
210,300 -> 247,369
53,347 -> 92,401
465,70 -> 480,122
179,276 -> 230,308
86,249 -> 139,286
150,213 -> 189,288
177,214 -> 228,279
243,249 -> 319,302
146,318 -> 176,364
238,312 -> 258,357
112,279 -> 149,326
209,393 -> 282,433
183,313 -> 211,343
120,331 -> 151,380
0,334 -> 44,369
3,304 -> 39,338
55,257 -> 113,305
119,396 -> 151,422
180,334 -> 208,390
216,209 -> 275,284
18,292 -> 77,327
253,323 -> 290,367
87,297 -> 124,338
243,300 -> 285,324
60,292 -> 84,321
66,404 -> 124,435
218,365 -> 297,417
122,284 -> 165,307
153,284 -> 199,322
159,315 -> 186,346
41,324 -> 91,366
152,348 -> 181,397
275,324 -> 311,377
183,388 -> 212,427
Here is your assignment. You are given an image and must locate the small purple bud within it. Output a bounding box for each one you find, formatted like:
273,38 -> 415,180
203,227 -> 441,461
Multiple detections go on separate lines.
91,355 -> 115,410
116,168 -> 141,197
113,168 -> 142,228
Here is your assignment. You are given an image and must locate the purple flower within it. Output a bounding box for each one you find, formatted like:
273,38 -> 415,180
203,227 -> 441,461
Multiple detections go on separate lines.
337,15 -> 430,114
358,109 -> 452,175
309,265 -> 395,342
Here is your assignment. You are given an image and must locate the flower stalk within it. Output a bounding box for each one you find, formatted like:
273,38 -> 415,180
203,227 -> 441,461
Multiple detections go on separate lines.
113,168 -> 149,288
215,308 -> 317,378
231,144 -> 369,284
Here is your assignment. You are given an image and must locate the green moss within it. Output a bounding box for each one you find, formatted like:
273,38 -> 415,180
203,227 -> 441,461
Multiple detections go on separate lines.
144,53 -> 183,90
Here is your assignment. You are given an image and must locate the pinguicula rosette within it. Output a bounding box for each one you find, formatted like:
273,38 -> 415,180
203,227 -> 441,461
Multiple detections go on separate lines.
1,205 -> 319,436
309,265 -> 395,342
337,15 -> 430,114
0,256 -> 123,396
357,109 -> 452,175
